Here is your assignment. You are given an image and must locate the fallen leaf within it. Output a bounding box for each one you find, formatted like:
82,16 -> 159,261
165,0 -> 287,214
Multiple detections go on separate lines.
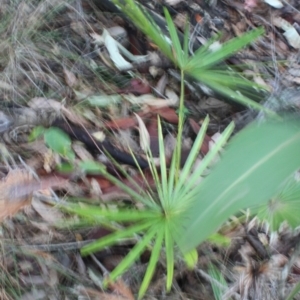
107,279 -> 135,300
63,68 -> 78,87
147,117 -> 159,157
119,78 -> 151,95
135,113 -> 150,152
273,17 -> 300,49
264,0 -> 283,8
0,169 -> 67,222
155,107 -> 178,124
188,118 -> 211,155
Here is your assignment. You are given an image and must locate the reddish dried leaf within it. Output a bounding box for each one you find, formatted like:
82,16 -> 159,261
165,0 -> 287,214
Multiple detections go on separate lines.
154,107 -> 178,124
118,78 -> 151,95
105,109 -> 154,130
87,176 -> 113,190
105,117 -> 139,130
188,118 -> 211,155
147,117 -> 159,156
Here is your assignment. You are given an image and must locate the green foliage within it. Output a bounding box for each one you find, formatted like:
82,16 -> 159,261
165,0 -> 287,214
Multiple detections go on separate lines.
176,117 -> 300,253
256,177 -> 300,231
286,280 -> 300,300
59,2 -> 300,298
208,264 -> 230,300
78,160 -> 106,174
65,116 -> 233,299
28,126 -> 45,141
207,233 -> 231,247
44,127 -> 75,160
112,0 -> 269,112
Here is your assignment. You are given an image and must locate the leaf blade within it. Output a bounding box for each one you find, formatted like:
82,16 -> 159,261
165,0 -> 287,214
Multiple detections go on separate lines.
176,117 -> 300,253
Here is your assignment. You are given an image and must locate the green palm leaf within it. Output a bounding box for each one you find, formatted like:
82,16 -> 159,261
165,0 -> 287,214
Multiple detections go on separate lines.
176,117 -> 300,253
138,224 -> 164,299
257,177 -> 300,230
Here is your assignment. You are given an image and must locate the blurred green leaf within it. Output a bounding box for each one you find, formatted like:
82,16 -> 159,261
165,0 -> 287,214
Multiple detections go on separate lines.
112,0 -> 266,111
207,233 -> 231,247
186,27 -> 264,71
56,162 -> 75,173
79,160 -> 106,174
108,225 -> 158,282
208,264 -> 229,300
286,280 -> 300,300
66,205 -> 160,223
29,126 -> 45,141
165,226 -> 174,291
81,221 -> 153,256
257,177 -> 300,230
139,225 -> 164,299
177,117 -> 300,253
44,127 -> 75,160
183,248 -> 198,269
85,94 -> 122,107
164,8 -> 185,68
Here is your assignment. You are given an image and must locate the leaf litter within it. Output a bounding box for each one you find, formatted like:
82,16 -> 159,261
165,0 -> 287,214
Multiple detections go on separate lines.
0,0 -> 300,299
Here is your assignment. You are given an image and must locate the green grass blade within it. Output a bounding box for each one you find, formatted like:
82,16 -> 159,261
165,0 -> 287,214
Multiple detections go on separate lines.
66,205 -> 160,222
165,226 -> 174,291
112,0 -> 173,63
128,147 -> 157,201
177,117 -> 300,253
164,8 -> 185,68
190,71 -> 268,111
146,147 -> 165,205
190,68 -> 267,97
109,224 -> 158,282
81,220 -> 154,256
285,280 -> 300,300
208,264 -> 229,300
138,225 -> 164,299
157,117 -> 169,208
101,168 -> 158,209
173,116 -> 209,198
178,121 -> 234,200
167,142 -> 177,204
183,21 -> 189,63
99,147 -> 157,207
187,27 -> 264,71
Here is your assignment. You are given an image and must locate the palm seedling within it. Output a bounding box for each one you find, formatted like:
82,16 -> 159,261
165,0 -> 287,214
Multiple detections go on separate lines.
62,1 -> 300,298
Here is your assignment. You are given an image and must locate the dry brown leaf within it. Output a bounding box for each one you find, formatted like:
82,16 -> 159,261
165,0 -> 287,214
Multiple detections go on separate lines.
108,279 -> 135,300
0,169 -> 67,222
135,113 -> 150,152
0,169 -> 38,221
63,68 -> 78,87
155,107 -> 178,124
